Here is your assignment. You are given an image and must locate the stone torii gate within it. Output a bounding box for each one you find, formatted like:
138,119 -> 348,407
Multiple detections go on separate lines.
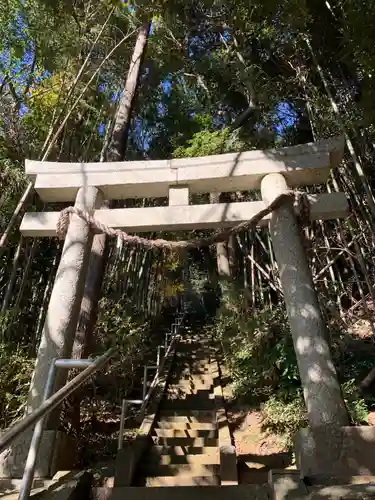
6,136 -> 350,477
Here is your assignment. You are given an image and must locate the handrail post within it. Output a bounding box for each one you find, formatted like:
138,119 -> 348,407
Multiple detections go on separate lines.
142,366 -> 148,401
156,346 -> 163,368
117,400 -> 128,451
18,358 -> 96,500
18,360 -> 57,500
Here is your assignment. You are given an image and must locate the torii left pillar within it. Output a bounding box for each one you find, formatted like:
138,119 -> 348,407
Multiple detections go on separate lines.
0,186 -> 103,478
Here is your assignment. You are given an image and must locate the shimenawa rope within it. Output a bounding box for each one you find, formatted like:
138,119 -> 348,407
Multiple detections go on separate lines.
56,191 -> 308,252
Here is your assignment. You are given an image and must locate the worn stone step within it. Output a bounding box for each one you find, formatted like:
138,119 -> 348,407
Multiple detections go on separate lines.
158,410 -> 215,422
165,392 -> 214,400
93,485 -> 268,499
0,478 -> 55,494
173,360 -> 212,366
154,429 -> 218,438
161,399 -> 215,411
146,451 -> 219,465
167,380 -> 213,388
153,445 -> 218,456
170,373 -> 214,381
166,391 -> 214,402
166,391 -> 214,400
151,436 -> 217,447
144,475 -> 220,487
156,421 -> 216,430
177,345 -> 212,352
166,388 -> 213,396
270,471 -> 375,499
169,376 -> 212,382
165,391 -> 213,399
175,354 -> 212,360
167,381 -> 214,389
141,463 -> 219,478
0,478 -> 85,499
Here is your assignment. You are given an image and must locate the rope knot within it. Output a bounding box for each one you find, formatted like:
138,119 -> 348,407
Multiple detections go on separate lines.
296,191 -> 311,228
56,207 -> 75,240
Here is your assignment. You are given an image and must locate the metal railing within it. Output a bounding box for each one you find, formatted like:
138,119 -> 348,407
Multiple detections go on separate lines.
117,286 -> 189,451
117,307 -> 187,450
0,347 -> 116,500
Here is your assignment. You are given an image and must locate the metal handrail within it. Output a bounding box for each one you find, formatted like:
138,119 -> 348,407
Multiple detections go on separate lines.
0,347 -> 116,454
0,347 -> 116,500
139,325 -> 179,414
117,304 -> 187,450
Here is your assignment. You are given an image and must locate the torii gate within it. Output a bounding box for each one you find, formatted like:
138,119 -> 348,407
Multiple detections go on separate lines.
8,136 -> 349,476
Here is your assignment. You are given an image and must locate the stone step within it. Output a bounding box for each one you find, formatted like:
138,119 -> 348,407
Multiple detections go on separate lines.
166,391 -> 214,400
164,395 -> 215,402
0,479 -> 84,500
146,451 -> 219,465
153,445 -> 218,456
156,421 -> 216,430
158,415 -> 215,424
169,374 -> 214,382
174,358 -> 212,365
158,410 -> 216,421
161,400 -> 215,411
151,436 -> 217,447
270,471 -> 375,499
0,478 -> 55,494
154,428 -> 218,439
167,381 -> 213,388
92,485 -> 268,499
140,463 -> 219,478
145,475 -> 220,487
173,356 -> 213,362
177,346 -> 213,352
166,388 -> 213,395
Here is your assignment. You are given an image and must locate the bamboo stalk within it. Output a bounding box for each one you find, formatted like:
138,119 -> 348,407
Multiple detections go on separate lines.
1,237 -> 23,313
313,236 -> 361,282
250,241 -> 255,307
14,239 -> 39,310
305,36 -> 375,219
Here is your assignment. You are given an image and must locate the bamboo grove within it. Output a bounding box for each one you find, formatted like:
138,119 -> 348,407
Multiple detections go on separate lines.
2,0 -> 375,429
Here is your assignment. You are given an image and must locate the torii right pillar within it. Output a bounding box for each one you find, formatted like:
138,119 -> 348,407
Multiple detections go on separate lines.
261,173 -> 349,428
261,173 -> 354,478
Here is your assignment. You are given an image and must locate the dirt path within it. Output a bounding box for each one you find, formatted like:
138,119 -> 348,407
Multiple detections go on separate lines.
227,409 -> 293,484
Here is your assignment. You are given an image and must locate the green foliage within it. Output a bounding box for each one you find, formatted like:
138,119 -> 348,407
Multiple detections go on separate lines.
213,287 -> 299,401
0,161 -> 27,235
173,128 -> 251,158
262,394 -> 307,447
95,298 -> 151,359
342,379 -> 368,424
0,341 -> 34,429
209,285 -> 370,446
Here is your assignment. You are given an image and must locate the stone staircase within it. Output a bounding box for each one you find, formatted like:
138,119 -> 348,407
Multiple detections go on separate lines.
133,335 -> 222,487
6,331 -> 375,498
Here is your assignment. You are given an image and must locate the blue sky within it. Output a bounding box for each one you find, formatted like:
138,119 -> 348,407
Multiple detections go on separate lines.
1,9 -> 299,144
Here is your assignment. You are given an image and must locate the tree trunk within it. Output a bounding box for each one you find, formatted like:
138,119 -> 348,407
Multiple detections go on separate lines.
71,22 -> 150,434
107,22 -> 151,161
210,192 -> 232,279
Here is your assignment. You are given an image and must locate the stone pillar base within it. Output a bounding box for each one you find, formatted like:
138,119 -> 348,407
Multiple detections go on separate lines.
295,426 -> 375,478
0,430 -> 76,478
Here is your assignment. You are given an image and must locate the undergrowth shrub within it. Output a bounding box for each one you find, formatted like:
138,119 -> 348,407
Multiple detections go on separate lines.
0,342 -> 34,429
73,296 -> 169,465
210,284 -> 370,446
262,394 -> 307,447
